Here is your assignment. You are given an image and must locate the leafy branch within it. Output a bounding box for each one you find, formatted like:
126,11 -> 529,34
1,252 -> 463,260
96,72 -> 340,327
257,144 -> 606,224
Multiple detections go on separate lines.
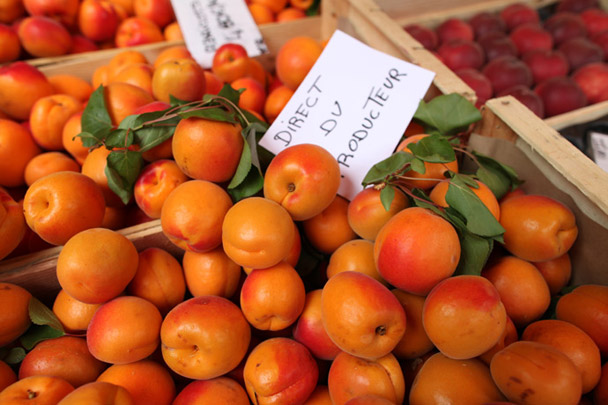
77,85 -> 268,205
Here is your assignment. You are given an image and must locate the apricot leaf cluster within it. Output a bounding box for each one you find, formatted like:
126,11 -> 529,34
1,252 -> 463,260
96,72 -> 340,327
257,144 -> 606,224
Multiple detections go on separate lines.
77,85 -> 268,204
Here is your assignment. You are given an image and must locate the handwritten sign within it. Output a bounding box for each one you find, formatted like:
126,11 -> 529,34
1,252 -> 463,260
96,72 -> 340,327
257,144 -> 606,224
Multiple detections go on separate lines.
170,0 -> 268,68
589,131 -> 608,173
259,30 -> 435,200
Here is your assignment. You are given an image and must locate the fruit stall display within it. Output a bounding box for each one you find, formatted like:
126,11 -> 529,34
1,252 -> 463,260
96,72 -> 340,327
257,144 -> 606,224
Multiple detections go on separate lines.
0,0 -> 608,403
0,0 -> 319,64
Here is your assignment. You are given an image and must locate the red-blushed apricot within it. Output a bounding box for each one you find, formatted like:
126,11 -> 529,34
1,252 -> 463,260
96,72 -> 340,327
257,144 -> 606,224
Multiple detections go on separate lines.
57,381 -> 133,404
304,385 -> 332,405
321,271 -> 406,360
556,284 -> 608,357
97,360 -> 176,405
0,360 -> 16,392
478,315 -> 518,366
243,337 -> 318,405
133,159 -> 188,219
172,117 -> 243,183
482,255 -> 551,328
172,377 -> 249,405
429,179 -> 500,220
127,247 -> 185,315
409,353 -> 506,404
424,275 -> 506,360
222,196 -> 295,269
396,134 -> 459,190
0,376 -> 74,404
292,289 -> 342,361
328,351 -> 405,405
499,194 -> 578,262
275,36 -> 323,91
52,289 -> 101,333
87,296 -> 162,365
374,207 -> 460,295
522,319 -> 601,393
303,195 -> 357,255
533,252 -> 572,295
264,143 -> 341,221
103,81 -> 154,126
391,289 -> 434,360
0,282 -> 31,347
490,341 -> 582,404
211,43 -> 249,84
152,58 -> 205,103
160,180 -> 233,253
327,239 -> 386,285
347,187 -> 409,241
19,336 -> 106,388
161,295 -> 251,380
241,261 -> 305,331
231,76 -> 266,114
0,187 -> 26,260
56,228 -> 139,304
0,61 -> 54,121
182,247 -> 242,299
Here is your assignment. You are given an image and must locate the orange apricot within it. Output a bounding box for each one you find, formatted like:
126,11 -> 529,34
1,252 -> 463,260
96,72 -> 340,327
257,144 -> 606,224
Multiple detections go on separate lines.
182,247 -> 242,298
62,111 -> 89,165
81,146 -> 126,207
0,360 -> 16,392
133,159 -> 188,219
47,74 -> 93,103
0,61 -> 54,121
0,188 -> 27,260
153,45 -> 192,69
0,376 -> 74,404
152,58 -> 205,102
303,195 -> 357,255
391,289 -> 434,360
0,282 -> 31,347
263,85 -> 294,124
56,381 -> 133,404
29,94 -> 83,151
172,377 -> 249,405
249,3 -> 275,25
326,239 -> 385,284
0,118 -> 41,187
533,252 -> 572,295
52,289 -> 101,333
275,36 -> 323,90
103,81 -> 154,126
430,178 -> 500,220
24,152 -> 80,186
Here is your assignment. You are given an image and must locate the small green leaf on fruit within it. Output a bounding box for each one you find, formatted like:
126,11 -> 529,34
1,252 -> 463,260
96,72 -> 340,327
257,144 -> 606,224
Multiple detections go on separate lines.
105,149 -> 143,205
104,129 -> 133,149
227,167 -> 263,202
3,347 -> 25,364
76,131 -> 102,148
29,297 -> 64,332
179,107 -> 237,123
80,86 -> 113,143
455,232 -> 493,276
409,157 -> 426,174
407,134 -> 456,163
218,84 -> 243,105
228,139 -> 253,189
414,93 -> 482,136
380,185 -> 395,211
20,325 -> 64,351
362,151 -> 414,186
473,151 -> 523,199
169,94 -> 191,106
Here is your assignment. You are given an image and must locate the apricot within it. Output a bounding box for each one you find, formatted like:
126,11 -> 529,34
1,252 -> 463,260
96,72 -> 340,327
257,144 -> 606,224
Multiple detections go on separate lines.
153,45 -> 192,69
595,362 -> 608,404
52,289 -> 101,333
211,43 -> 249,84
533,252 -> 572,295
56,227 -> 139,304
172,117 -> 243,183
430,179 -> 500,220
0,61 -> 54,121
222,196 -> 295,269
18,16 -> 72,58
347,187 -> 409,241
0,376 -> 74,404
62,111 -> 89,165
160,180 -> 233,253
107,50 -> 149,79
24,152 -> 80,186
490,341 -> 582,404
556,284 -> 608,357
391,289 -> 434,360
409,353 -> 505,404
0,118 -> 41,188
103,82 -> 154,126
292,289 -> 342,361
264,143 -> 341,221
263,85 -> 294,124
172,377 -> 249,405
374,206 -> 460,295
133,0 -> 174,28
19,336 -> 106,388
0,360 -> 16,392
87,296 -> 162,364
97,360 -> 176,405
81,145 -> 127,208
78,0 -> 121,42
328,351 -> 405,405
240,261 -> 306,331
114,16 -> 164,48
57,381 -> 133,404
396,134 -> 459,190
478,315 -> 518,366
243,337 -> 318,405
161,295 -> 251,380
231,76 -> 266,114
522,319 -> 601,393
303,195 -> 357,255
133,159 -> 188,219
110,62 -> 154,95
304,385 -> 332,405
500,194 -> 578,262
47,75 -> 93,104
0,188 -> 26,260
326,239 -> 385,285
182,247 -> 242,298
0,282 -> 31,347
276,36 -> 323,90
482,255 -> 551,328
152,58 -> 205,103
127,247 -> 185,315
321,271 -> 406,360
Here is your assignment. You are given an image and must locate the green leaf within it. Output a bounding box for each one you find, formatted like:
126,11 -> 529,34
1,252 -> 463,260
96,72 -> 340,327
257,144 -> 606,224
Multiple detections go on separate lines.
104,129 -> 133,149
362,151 -> 414,186
228,123 -> 265,201
473,152 -> 523,200
135,126 -> 176,152
29,297 -> 64,332
218,84 -> 243,105
228,138 -> 253,189
170,94 -> 191,107
414,93 -> 482,135
3,347 -> 25,364
407,134 -> 456,163
227,167 -> 263,201
105,149 -> 144,205
409,157 -> 426,174
178,107 -> 237,123
80,85 -> 113,142
242,110 -> 269,128
455,232 -> 494,276
380,186 -> 395,211
20,325 -> 64,351
445,176 -> 504,238
76,131 -> 102,148
410,189 -> 449,220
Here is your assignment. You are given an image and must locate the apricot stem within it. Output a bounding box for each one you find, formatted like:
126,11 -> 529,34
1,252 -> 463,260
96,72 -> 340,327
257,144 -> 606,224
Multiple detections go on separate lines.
27,390 -> 38,399
287,183 -> 296,192
375,325 -> 387,336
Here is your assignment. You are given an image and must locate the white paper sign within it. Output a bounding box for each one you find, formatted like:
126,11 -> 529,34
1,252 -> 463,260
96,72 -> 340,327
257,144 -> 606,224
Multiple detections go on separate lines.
259,30 -> 436,200
589,131 -> 608,173
170,0 -> 268,68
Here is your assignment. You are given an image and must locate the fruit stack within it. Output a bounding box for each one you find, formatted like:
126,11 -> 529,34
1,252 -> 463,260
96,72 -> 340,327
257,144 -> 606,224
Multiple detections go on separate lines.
403,0 -> 608,118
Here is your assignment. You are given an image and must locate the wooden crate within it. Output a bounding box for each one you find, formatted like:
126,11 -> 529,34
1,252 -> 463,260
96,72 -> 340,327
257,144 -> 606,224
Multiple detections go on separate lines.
365,0 -> 608,131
